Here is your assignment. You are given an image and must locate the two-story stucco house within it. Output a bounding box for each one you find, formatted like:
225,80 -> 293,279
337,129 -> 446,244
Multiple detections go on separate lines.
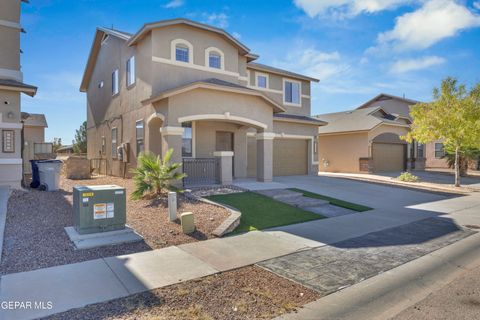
0,0 -> 37,188
80,18 -> 326,183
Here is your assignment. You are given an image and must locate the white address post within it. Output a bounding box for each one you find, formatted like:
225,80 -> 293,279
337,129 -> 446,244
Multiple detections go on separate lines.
168,191 -> 177,222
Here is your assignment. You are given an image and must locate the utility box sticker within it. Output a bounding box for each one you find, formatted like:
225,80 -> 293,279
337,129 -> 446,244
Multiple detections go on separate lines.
106,203 -> 115,218
94,203 -> 107,220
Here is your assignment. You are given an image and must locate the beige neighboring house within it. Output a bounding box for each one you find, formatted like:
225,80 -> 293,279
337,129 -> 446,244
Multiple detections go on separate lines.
316,94 -> 428,173
21,112 -> 48,174
0,0 -> 37,188
80,18 -> 326,183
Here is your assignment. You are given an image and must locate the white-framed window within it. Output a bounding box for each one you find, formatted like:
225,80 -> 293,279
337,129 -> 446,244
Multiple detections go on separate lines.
256,72 -> 268,88
417,143 -> 424,158
283,79 -> 301,106
209,53 -> 221,69
172,39 -> 193,64
111,69 -> 119,96
182,122 -> 192,157
435,143 -> 444,159
111,127 -> 118,158
205,47 -> 224,70
176,45 -> 189,62
136,120 -> 144,155
126,56 -> 135,87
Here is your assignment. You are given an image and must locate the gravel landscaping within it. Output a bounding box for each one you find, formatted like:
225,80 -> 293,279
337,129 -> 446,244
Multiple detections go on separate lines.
43,265 -> 320,320
0,176 -> 229,275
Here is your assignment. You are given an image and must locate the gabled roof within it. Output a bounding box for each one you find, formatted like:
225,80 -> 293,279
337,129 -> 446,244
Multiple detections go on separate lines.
21,113 -> 48,127
0,79 -> 37,97
80,27 -> 132,92
316,106 -> 410,135
127,18 -> 254,57
142,78 -> 286,113
247,62 -> 320,82
356,93 -> 420,110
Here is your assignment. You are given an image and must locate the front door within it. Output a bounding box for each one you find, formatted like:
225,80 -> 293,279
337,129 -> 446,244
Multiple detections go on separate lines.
216,131 -> 234,176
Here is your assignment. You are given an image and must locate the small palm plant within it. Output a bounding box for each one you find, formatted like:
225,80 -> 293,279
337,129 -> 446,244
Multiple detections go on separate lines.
130,149 -> 186,200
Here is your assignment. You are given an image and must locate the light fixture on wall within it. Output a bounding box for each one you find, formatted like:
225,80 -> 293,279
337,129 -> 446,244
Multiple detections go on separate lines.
7,112 -> 14,119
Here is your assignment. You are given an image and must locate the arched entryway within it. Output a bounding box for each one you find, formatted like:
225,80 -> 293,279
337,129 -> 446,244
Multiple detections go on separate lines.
371,132 -> 407,172
146,113 -> 164,157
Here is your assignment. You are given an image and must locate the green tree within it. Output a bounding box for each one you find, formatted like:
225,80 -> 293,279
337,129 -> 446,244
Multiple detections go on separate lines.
52,137 -> 62,153
72,121 -> 87,154
404,77 -> 480,187
130,149 -> 186,200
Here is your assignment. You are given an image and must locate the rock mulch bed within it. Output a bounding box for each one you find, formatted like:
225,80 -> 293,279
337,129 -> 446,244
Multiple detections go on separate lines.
44,265 -> 321,320
189,185 -> 247,198
0,176 -> 229,275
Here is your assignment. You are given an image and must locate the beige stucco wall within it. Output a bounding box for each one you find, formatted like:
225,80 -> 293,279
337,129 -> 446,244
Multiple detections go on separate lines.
425,141 -> 449,168
24,126 -> 45,143
318,132 -> 369,173
0,26 -> 20,71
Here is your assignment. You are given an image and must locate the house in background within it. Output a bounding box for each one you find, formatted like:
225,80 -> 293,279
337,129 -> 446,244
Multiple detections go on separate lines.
0,0 -> 37,188
316,94 -> 439,173
21,112 -> 50,174
80,18 -> 326,184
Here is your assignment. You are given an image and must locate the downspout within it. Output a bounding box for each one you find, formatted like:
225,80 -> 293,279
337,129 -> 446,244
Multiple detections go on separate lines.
20,119 -> 25,187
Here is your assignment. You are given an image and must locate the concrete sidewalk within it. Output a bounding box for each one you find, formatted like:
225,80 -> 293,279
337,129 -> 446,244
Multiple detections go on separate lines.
0,231 -> 320,320
0,186 -> 10,264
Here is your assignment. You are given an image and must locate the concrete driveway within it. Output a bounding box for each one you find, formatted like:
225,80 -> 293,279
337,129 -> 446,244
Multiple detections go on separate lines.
268,175 -> 475,245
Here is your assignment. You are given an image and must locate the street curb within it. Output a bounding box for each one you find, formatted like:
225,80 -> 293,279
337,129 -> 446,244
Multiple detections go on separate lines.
276,232 -> 480,320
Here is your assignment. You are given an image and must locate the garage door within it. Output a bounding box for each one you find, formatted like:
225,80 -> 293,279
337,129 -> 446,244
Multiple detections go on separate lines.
273,139 -> 308,176
372,143 -> 405,172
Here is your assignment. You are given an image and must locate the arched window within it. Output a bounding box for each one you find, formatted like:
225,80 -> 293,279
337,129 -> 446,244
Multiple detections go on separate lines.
209,52 -> 221,69
171,39 -> 193,64
205,47 -> 225,70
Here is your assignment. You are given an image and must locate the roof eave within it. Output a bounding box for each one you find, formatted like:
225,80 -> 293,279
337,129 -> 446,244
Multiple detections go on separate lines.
273,116 -> 327,126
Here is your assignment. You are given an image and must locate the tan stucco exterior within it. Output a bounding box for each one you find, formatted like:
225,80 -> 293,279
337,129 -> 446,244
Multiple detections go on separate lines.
0,1 -> 35,188
82,19 -> 322,182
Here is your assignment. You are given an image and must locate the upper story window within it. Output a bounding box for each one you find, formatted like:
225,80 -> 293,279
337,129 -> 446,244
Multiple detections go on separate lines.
205,47 -> 225,70
209,53 -> 221,69
284,79 -> 301,106
171,39 -> 193,64
256,73 -> 268,88
435,143 -> 444,159
126,56 -> 135,87
176,45 -> 189,63
111,69 -> 119,96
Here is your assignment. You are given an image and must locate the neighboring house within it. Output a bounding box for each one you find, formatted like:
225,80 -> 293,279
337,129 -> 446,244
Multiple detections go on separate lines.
21,112 -> 49,174
56,144 -> 74,155
80,18 -> 326,183
0,0 -> 37,188
316,94 -> 426,173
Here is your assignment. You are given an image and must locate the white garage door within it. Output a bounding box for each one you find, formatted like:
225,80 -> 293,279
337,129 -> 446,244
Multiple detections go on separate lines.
372,143 -> 405,172
273,139 -> 308,176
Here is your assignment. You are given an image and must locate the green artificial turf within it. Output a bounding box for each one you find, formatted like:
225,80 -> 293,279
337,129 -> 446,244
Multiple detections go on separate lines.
288,188 -> 372,212
206,191 -> 324,233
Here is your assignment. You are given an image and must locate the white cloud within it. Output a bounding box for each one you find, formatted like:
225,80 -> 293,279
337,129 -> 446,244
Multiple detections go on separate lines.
293,0 -> 411,18
474,1 -> 480,10
390,55 -> 446,73
232,32 -> 241,39
374,0 -> 480,51
274,47 -> 350,81
164,0 -> 184,9
202,13 -> 229,28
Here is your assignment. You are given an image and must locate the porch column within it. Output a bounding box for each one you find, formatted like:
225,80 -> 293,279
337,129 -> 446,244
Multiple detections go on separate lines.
214,151 -> 233,185
256,132 -> 275,182
160,126 -> 184,165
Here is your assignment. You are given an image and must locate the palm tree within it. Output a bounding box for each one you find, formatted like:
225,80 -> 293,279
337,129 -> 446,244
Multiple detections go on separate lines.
130,149 -> 186,200
443,148 -> 480,177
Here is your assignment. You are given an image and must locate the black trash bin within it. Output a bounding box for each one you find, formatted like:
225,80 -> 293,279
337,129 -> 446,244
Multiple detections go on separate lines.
30,160 -> 40,188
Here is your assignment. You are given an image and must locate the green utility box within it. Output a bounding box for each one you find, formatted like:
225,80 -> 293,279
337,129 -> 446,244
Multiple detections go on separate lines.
73,185 -> 126,234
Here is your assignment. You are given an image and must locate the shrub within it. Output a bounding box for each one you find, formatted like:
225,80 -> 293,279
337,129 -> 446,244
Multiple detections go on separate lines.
397,172 -> 419,182
130,149 -> 186,199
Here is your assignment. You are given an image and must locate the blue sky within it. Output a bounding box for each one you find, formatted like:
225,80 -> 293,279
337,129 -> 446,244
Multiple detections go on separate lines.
20,0 -> 480,143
